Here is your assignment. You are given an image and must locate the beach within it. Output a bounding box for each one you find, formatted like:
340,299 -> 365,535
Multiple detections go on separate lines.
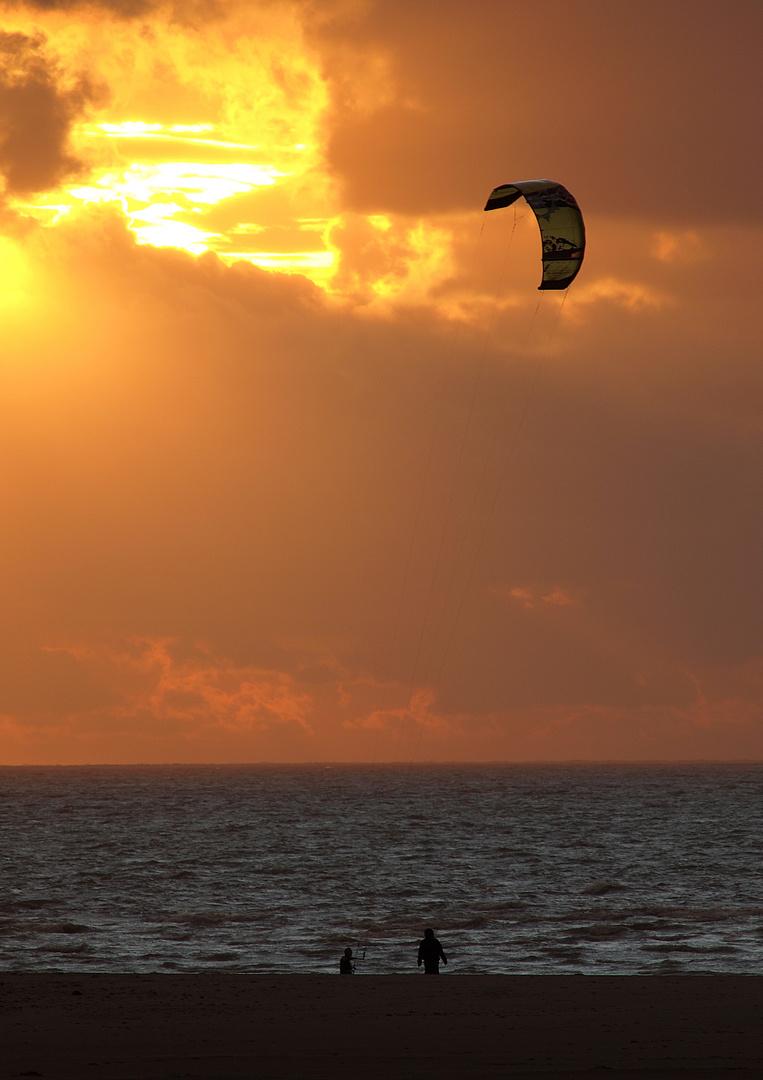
2,975 -> 761,1079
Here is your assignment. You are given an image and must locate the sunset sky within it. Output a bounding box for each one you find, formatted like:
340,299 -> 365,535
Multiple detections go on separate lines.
1,0 -> 762,763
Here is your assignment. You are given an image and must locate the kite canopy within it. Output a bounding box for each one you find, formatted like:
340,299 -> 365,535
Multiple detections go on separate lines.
484,180 -> 585,290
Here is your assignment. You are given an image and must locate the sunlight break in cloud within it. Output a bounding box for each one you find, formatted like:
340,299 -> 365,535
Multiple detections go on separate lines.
5,4 -> 337,276
67,160 -> 287,252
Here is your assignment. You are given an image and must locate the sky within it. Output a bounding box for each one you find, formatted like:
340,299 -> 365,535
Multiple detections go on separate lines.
1,0 -> 762,763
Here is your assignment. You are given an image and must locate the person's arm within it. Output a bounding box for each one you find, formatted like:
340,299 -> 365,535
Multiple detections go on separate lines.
417,942 -> 423,966
438,942 -> 447,964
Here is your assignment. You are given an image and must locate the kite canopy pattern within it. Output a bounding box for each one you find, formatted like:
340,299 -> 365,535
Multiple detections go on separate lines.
484,180 -> 585,290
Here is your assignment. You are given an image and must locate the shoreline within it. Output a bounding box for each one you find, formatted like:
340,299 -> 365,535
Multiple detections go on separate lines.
2,974 -> 762,1078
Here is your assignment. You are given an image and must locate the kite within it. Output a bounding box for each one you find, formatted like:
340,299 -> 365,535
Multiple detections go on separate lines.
484,180 -> 585,290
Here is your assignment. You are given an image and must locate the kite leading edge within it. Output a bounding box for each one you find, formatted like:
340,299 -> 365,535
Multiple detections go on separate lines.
484,179 -> 585,290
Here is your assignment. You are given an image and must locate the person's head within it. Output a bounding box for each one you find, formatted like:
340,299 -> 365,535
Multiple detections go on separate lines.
424,928 -> 434,939
344,947 -> 353,957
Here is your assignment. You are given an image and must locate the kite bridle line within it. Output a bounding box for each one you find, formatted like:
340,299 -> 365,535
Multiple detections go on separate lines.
410,289 -> 544,728
373,217 -> 490,763
408,286 -> 571,759
391,204 -> 523,762
369,212 -> 492,762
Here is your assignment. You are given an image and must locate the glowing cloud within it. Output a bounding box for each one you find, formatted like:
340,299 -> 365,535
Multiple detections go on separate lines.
652,229 -> 709,265
44,638 -> 317,735
1,0 -> 762,765
5,3 -> 337,277
495,585 -> 583,610
63,159 -> 287,251
566,277 -> 667,315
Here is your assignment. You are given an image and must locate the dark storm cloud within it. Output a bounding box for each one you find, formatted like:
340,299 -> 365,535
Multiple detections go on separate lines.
0,30 -> 103,195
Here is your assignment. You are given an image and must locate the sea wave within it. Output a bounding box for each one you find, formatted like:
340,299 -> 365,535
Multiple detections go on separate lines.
0,763 -> 761,974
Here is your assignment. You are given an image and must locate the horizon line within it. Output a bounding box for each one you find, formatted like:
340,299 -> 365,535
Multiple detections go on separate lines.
1,759 -> 761,768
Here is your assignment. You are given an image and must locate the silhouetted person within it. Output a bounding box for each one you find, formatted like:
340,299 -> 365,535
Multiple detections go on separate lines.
417,928 -> 447,974
340,947 -> 354,974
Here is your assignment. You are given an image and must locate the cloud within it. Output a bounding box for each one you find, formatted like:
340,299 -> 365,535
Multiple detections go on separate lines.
652,230 -> 710,265
0,1 -> 762,763
18,0 -> 152,12
493,585 -> 582,611
303,0 -> 763,225
0,205 -> 761,762
7,0 -> 222,18
566,277 -> 668,316
0,30 -> 103,196
44,637 -> 317,734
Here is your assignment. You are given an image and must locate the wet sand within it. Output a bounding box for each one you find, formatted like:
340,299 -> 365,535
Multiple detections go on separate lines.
1,974 -> 762,1079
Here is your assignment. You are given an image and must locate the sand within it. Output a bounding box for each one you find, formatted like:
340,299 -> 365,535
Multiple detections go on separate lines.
1,974 -> 761,1079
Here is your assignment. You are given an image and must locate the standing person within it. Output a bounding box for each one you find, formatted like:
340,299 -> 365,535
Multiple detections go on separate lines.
339,947 -> 355,974
417,928 -> 447,974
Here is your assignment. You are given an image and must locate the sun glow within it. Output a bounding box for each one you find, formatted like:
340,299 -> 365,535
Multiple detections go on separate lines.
61,158 -> 289,253
90,122 -> 261,152
3,5 -> 459,302
6,5 -> 340,281
220,250 -> 336,280
0,237 -> 34,310
20,113 -> 314,257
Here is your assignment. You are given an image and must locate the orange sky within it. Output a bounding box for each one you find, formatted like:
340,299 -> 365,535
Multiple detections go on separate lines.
1,0 -> 762,763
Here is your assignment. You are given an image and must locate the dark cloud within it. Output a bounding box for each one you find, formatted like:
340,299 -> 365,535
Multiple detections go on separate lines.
303,0 -> 763,225
14,0 -> 153,13
0,30 -> 103,196
7,0 -> 228,21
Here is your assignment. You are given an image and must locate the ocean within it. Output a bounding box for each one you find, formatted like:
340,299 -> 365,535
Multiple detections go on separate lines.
1,764 -> 761,975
